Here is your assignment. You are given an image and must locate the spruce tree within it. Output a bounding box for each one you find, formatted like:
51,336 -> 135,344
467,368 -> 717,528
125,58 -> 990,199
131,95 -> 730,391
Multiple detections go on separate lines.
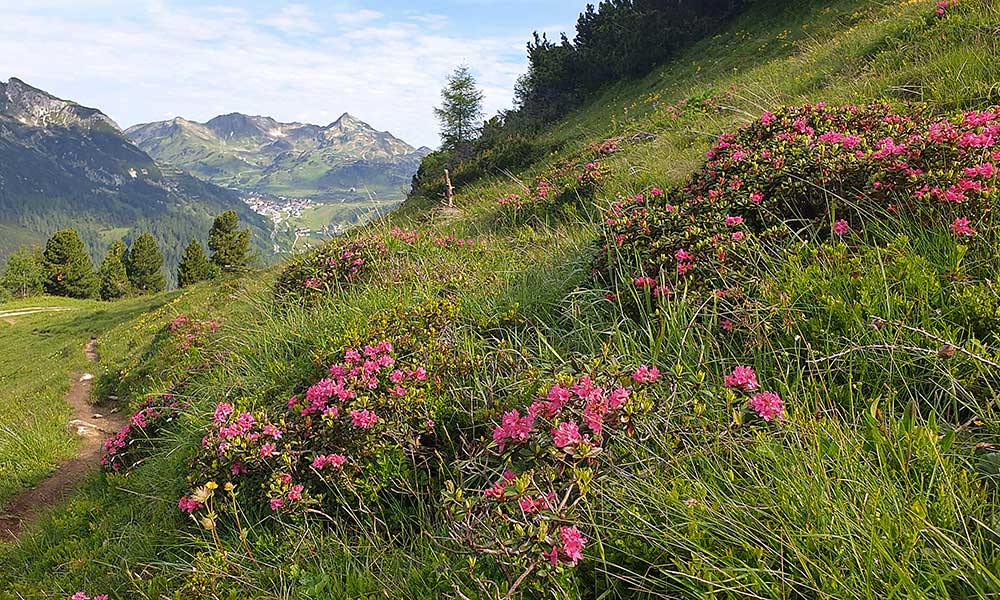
98,240 -> 130,300
1,247 -> 46,299
209,211 -> 252,272
126,232 -> 166,294
177,239 -> 215,287
42,229 -> 98,298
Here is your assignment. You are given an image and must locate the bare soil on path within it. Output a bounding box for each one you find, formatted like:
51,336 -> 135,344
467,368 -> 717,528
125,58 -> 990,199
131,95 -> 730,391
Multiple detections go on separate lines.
0,339 -> 128,542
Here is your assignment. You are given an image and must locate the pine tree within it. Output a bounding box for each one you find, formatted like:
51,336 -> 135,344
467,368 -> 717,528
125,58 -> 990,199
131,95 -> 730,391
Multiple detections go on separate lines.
1,247 -> 46,298
209,211 -> 252,272
98,240 -> 130,300
126,232 -> 166,294
41,229 -> 98,298
434,66 -> 484,157
177,239 -> 215,287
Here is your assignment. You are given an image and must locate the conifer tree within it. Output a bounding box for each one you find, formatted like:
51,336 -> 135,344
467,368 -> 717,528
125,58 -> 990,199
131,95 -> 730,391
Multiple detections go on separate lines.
126,232 -> 166,294
98,240 -> 130,300
1,247 -> 46,299
177,239 -> 215,287
209,211 -> 252,272
434,65 -> 484,158
41,229 -> 98,298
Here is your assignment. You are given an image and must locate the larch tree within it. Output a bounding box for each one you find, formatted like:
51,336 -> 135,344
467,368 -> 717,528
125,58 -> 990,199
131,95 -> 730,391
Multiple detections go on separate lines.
434,65 -> 484,159
1,247 -> 46,299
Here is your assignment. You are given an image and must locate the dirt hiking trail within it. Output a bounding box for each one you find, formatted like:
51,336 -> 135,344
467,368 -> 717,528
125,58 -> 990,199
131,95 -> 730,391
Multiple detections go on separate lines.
0,339 -> 128,542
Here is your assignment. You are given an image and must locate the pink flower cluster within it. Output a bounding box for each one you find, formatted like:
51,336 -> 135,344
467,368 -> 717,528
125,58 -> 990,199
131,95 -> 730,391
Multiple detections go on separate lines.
950,217 -> 976,238
748,391 -> 785,422
492,409 -> 534,451
634,276 -> 671,298
70,594 -> 108,600
724,366 -> 759,392
483,468 -> 517,499
266,473 -> 306,511
390,226 -> 476,249
936,0 -> 955,16
294,341 -> 401,418
578,161 -> 606,186
724,366 -> 785,422
543,525 -> 587,567
312,453 -> 347,469
102,394 -> 188,473
389,226 -> 419,244
167,315 -> 221,350
497,178 -> 557,208
350,409 -> 380,428
633,364 -> 661,384
588,138 -> 619,156
492,367 -> 655,456
207,409 -> 285,457
177,496 -> 202,513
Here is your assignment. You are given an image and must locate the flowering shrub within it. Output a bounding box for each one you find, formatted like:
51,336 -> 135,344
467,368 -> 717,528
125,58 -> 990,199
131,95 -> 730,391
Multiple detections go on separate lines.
102,392 -> 189,473
495,156 -> 613,226
166,314 -> 221,351
936,0 -> 956,17
495,177 -> 557,209
576,161 -> 608,194
187,341 -> 436,515
389,226 -> 476,249
273,236 -> 387,302
442,366 -> 661,596
724,365 -> 785,422
600,104 -> 999,292
588,138 -> 619,156
183,300 -> 470,521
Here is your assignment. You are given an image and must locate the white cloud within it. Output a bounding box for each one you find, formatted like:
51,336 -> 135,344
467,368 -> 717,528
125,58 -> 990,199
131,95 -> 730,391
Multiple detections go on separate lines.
263,3 -> 322,35
334,9 -> 383,27
0,1 -> 530,147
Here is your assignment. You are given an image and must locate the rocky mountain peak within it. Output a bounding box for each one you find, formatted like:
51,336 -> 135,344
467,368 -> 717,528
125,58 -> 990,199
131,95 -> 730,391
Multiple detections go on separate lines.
329,112 -> 367,130
205,112 -> 283,141
1,77 -> 121,132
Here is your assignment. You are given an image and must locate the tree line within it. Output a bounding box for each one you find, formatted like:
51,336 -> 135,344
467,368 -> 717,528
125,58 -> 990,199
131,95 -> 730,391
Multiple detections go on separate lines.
412,0 -> 756,200
0,210 -> 253,301
513,0 -> 754,126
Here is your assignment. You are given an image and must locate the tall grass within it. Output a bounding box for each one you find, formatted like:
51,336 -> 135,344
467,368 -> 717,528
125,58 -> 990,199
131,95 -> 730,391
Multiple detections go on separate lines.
2,0 -> 1000,597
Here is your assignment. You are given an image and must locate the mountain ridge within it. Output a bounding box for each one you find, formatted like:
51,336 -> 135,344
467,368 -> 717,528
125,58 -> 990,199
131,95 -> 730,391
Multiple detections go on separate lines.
0,77 -> 276,282
126,111 -> 430,201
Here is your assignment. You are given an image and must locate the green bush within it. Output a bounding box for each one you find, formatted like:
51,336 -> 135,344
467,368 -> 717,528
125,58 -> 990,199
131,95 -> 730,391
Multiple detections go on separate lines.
273,236 -> 387,303
600,104 -> 1000,292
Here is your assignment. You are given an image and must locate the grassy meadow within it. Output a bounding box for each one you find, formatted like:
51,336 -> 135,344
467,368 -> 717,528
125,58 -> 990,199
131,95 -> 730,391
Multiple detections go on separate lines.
1,0 -> 999,598
0,295 -> 180,504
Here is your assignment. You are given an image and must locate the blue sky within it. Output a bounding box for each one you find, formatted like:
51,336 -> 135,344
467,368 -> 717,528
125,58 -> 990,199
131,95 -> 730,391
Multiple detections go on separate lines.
0,1 -> 585,147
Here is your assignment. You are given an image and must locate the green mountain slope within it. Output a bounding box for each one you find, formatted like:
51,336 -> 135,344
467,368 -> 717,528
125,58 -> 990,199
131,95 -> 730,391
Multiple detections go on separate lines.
126,112 -> 431,201
2,1 -> 1000,598
0,78 -> 277,283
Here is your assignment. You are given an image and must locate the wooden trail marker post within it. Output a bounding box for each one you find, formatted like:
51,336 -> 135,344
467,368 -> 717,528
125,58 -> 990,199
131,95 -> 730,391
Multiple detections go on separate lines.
444,169 -> 455,208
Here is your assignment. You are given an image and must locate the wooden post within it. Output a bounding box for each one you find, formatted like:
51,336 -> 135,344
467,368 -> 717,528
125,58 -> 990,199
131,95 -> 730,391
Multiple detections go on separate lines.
444,169 -> 454,208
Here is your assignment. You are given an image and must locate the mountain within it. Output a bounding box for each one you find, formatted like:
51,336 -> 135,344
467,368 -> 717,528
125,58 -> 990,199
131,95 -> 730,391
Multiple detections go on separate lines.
126,112 -> 431,201
0,77 -> 276,283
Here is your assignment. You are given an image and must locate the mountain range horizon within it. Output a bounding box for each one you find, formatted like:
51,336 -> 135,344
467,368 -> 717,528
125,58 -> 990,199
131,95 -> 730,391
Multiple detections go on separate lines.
0,75 -> 431,278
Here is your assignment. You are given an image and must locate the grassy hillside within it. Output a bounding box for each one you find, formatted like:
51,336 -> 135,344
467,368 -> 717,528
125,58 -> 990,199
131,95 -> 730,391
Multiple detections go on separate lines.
2,0 -> 999,598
